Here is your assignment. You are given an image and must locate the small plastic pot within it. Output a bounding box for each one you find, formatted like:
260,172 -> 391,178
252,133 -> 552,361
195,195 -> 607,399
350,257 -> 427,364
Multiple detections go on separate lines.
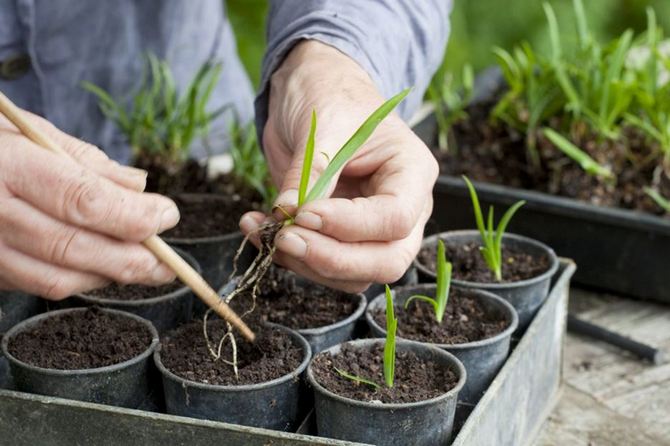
0,291 -> 44,334
154,323 -> 311,431
414,230 -> 559,330
163,193 -> 255,292
1,308 -> 159,408
307,339 -> 466,446
69,248 -> 200,333
220,278 -> 367,354
366,284 -> 518,405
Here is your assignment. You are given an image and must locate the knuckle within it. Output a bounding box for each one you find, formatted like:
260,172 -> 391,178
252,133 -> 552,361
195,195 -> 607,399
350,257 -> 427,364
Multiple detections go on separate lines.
62,171 -> 106,226
45,226 -> 79,265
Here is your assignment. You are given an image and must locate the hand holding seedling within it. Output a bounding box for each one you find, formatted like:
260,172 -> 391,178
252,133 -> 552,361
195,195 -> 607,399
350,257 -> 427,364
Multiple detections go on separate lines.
240,41 -> 438,293
0,106 -> 179,299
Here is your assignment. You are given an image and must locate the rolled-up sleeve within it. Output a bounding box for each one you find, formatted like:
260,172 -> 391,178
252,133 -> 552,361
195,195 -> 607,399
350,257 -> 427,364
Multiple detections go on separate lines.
254,0 -> 452,134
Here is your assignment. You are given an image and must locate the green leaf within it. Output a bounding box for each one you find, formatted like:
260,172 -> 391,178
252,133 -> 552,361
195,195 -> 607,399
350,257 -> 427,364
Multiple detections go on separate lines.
644,187 -> 670,213
299,111 -> 317,207
334,368 -> 381,389
383,285 -> 397,388
434,239 -> 452,323
305,89 -> 410,203
542,128 -> 614,179
404,294 -> 438,312
462,176 -> 487,243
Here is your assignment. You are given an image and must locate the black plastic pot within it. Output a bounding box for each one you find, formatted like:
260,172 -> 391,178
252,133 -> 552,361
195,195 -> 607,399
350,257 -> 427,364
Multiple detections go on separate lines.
163,193 -> 255,293
413,67 -> 670,304
1,308 -> 159,408
0,291 -> 44,334
69,248 -> 200,333
307,338 -> 466,446
365,284 -> 517,405
220,276 -> 368,354
154,323 -> 311,431
415,230 -> 558,331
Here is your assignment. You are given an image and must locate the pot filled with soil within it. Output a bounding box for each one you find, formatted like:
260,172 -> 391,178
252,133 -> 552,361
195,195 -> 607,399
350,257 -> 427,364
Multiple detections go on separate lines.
365,284 -> 517,404
69,248 -> 200,333
1,307 -> 158,408
222,265 -> 367,354
154,320 -> 311,430
307,338 -> 466,446
415,230 -> 557,330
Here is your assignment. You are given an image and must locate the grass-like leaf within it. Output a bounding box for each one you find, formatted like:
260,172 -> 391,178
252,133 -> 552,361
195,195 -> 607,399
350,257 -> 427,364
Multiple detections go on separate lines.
404,240 -> 452,323
463,176 -> 525,281
644,187 -> 670,213
305,89 -> 410,203
542,128 -> 614,179
384,285 -> 397,388
334,367 -> 381,389
298,111 -> 317,207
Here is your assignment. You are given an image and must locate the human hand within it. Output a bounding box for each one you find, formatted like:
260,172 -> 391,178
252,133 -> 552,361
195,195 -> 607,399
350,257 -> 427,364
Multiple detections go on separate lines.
0,108 -> 180,299
240,40 -> 438,293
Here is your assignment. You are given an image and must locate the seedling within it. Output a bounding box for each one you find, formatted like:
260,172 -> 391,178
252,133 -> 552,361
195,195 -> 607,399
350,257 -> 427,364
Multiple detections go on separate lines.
404,240 -> 452,323
645,187 -> 670,213
335,285 -> 397,389
542,129 -> 614,180
463,176 -> 525,282
428,65 -> 474,153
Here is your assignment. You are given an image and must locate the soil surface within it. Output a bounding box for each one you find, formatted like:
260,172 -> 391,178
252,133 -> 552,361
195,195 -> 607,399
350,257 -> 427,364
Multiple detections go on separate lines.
162,192 -> 261,239
372,290 -> 508,344
418,239 -> 550,283
311,343 -> 459,404
86,281 -> 184,300
433,92 -> 670,217
7,307 -> 153,370
253,266 -> 357,330
160,321 -> 303,385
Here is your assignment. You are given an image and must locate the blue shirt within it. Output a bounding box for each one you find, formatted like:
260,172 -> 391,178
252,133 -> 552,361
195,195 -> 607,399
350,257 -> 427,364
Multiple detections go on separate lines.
0,0 -> 451,163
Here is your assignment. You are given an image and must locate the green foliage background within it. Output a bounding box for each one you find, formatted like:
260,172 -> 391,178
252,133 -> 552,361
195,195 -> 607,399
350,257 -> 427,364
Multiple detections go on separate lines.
227,0 -> 670,88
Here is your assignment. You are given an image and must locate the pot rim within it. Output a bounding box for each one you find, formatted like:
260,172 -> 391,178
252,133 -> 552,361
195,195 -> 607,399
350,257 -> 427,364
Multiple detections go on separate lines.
161,193 -> 246,244
306,338 -> 466,410
153,322 -> 312,392
413,230 -> 560,289
365,285 -> 519,350
1,307 -> 159,376
74,248 -> 200,306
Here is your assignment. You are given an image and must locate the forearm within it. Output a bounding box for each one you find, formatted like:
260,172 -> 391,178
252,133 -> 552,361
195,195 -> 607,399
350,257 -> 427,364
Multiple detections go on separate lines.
255,0 -> 452,135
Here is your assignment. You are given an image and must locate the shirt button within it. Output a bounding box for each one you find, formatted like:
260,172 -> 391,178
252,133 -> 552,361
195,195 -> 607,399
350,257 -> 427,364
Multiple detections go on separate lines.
0,54 -> 31,80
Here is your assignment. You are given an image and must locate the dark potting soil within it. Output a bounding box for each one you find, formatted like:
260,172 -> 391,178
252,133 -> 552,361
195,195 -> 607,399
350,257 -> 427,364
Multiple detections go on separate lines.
160,321 -> 303,385
418,240 -> 550,283
254,266 -> 357,330
372,290 -> 508,344
433,95 -> 670,217
86,280 -> 184,300
7,307 -> 153,370
311,343 -> 459,404
162,192 -> 260,239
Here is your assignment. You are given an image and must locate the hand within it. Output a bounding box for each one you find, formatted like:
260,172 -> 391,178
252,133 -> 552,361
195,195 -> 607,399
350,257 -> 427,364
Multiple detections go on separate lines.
240,41 -> 438,293
0,108 -> 180,299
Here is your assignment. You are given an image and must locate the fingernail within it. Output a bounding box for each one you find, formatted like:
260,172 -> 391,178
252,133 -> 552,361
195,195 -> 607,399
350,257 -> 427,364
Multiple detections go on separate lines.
274,189 -> 299,209
239,214 -> 259,234
276,231 -> 307,259
151,264 -> 176,283
159,205 -> 180,233
295,211 -> 322,230
121,166 -> 148,179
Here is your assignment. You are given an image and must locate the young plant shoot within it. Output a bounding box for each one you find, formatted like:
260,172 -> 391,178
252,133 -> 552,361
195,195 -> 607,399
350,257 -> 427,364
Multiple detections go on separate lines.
336,285 -> 397,389
404,240 -> 453,323
463,176 -> 525,282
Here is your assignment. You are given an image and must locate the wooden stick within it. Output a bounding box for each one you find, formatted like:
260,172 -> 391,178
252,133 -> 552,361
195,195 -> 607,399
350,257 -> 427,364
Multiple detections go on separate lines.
0,91 -> 255,342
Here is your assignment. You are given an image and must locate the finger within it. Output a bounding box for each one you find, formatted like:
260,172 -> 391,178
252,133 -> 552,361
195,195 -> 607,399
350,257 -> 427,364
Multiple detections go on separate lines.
0,244 -> 109,300
1,139 -> 180,242
0,109 -> 148,192
0,198 -> 176,285
294,138 -> 438,242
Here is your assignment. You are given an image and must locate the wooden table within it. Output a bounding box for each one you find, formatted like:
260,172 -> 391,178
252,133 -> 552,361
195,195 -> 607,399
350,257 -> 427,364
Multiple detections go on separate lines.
535,288 -> 670,445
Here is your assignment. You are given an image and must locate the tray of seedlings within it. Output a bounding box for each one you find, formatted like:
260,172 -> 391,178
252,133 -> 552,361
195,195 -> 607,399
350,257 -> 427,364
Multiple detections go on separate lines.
0,86 -> 575,445
413,0 -> 670,303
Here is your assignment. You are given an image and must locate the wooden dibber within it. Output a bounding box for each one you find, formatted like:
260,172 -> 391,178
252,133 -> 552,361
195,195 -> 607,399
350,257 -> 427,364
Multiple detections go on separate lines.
0,92 -> 255,342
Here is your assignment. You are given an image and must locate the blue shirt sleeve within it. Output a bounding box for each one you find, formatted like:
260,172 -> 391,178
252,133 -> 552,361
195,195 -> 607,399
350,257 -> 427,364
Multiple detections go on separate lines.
254,0 -> 452,138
